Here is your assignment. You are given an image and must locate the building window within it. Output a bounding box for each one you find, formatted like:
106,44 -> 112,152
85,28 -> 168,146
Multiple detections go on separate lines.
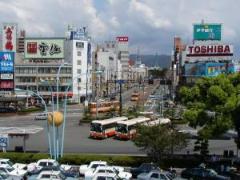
77,60 -> 81,65
78,78 -> 81,83
77,51 -> 82,56
76,42 -> 84,48
77,69 -> 81,74
78,87 -> 81,90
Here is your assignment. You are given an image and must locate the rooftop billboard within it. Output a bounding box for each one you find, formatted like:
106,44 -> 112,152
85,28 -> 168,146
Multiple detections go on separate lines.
24,38 -> 64,59
193,24 -> 221,40
2,23 -> 17,52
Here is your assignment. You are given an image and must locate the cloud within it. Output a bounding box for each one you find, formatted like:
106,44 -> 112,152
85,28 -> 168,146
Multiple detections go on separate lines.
0,0 -> 239,55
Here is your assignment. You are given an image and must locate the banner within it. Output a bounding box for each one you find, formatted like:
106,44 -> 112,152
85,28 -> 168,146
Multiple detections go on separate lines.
193,24 -> 221,40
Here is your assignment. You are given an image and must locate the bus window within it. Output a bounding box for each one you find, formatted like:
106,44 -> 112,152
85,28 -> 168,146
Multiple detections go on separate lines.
90,123 -> 102,132
116,124 -> 128,133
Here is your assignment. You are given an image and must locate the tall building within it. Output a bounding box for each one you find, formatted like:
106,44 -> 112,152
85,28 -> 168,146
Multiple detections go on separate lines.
65,27 -> 92,103
116,36 -> 129,80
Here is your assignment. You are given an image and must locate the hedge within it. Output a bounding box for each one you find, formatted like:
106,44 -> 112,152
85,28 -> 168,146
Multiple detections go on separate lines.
0,152 -> 204,168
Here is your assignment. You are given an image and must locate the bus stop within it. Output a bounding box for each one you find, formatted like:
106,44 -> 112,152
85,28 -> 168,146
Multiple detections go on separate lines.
0,126 -> 43,152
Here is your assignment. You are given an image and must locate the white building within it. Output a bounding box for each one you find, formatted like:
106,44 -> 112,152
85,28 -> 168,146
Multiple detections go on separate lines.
65,27 -> 92,103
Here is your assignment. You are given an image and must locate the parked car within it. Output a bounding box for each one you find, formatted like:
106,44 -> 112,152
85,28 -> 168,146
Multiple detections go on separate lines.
92,172 -> 118,180
0,159 -> 14,169
79,161 -> 107,176
27,159 -> 59,174
85,165 -> 132,180
36,170 -> 66,180
0,170 -> 8,180
181,167 -> 230,180
130,163 -> 160,178
34,113 -> 48,120
137,169 -> 174,180
60,164 -> 79,178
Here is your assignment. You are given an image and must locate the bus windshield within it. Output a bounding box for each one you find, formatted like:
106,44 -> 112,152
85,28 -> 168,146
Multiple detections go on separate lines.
90,123 -> 102,132
116,124 -> 128,133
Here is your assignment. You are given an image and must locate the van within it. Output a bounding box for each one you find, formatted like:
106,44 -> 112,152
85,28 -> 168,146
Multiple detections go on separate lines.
34,113 -> 48,120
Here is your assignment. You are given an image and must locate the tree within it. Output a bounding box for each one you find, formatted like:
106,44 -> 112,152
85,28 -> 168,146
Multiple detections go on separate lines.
133,124 -> 188,163
179,74 -> 240,154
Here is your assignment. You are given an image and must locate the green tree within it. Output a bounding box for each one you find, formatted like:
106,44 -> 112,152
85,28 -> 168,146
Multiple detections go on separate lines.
133,124 -> 188,163
179,74 -> 240,153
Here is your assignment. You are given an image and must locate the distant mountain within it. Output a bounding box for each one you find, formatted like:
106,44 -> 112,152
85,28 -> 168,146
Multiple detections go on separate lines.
129,54 -> 171,68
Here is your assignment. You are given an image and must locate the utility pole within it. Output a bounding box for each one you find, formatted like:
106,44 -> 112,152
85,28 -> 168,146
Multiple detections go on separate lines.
119,81 -> 123,116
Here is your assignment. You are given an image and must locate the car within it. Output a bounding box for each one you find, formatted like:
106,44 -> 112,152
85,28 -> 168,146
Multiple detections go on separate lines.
92,172 -> 118,180
0,170 -> 9,180
137,169 -> 174,180
36,170 -> 66,180
0,159 -> 14,169
79,161 -> 107,176
130,163 -> 160,178
181,167 -> 230,180
27,159 -> 59,174
85,165 -> 132,180
34,113 -> 48,120
60,164 -> 79,178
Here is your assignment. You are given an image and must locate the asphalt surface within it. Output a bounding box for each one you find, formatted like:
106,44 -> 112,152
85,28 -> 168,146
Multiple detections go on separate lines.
0,84 -> 238,156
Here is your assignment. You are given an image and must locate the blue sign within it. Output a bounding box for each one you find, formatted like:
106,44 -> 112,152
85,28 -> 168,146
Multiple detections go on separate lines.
70,30 -> 85,40
116,80 -> 125,84
0,52 -> 14,73
0,136 -> 8,148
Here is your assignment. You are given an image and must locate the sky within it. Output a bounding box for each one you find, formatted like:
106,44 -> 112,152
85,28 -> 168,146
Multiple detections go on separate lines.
0,0 -> 239,55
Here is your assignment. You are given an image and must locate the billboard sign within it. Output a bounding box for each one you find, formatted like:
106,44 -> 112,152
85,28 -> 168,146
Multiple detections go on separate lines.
0,81 -> 14,89
1,74 -> 13,80
87,43 -> 91,64
24,38 -> 64,59
193,24 -> 221,40
70,30 -> 85,40
0,135 -> 8,148
116,36 -> 128,42
184,62 -> 228,77
2,23 -> 17,52
0,52 -> 14,73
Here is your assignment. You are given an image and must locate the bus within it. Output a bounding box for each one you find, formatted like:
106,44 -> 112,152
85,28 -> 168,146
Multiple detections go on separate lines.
115,117 -> 151,140
90,116 -> 128,139
144,118 -> 171,126
131,92 -> 140,101
89,101 -> 120,114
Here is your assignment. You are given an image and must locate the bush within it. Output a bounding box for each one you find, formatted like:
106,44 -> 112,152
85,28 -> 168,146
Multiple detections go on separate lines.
18,107 -> 43,114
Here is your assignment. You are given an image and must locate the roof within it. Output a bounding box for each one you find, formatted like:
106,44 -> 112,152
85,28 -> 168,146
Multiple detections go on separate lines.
92,116 -> 128,125
0,126 -> 43,135
0,159 -> 10,162
117,117 -> 151,126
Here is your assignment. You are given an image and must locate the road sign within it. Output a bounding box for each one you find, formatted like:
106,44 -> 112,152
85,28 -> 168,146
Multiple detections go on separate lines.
0,135 -> 8,147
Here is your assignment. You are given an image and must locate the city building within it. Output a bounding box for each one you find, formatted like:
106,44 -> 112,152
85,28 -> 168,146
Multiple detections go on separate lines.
65,26 -> 92,103
174,22 -> 235,85
15,38 -> 72,105
17,30 -> 25,53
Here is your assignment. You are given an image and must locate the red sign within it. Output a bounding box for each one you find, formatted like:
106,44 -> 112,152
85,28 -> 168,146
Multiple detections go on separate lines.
187,45 -> 233,57
0,81 -> 14,89
116,36 -> 128,42
27,42 -> 37,54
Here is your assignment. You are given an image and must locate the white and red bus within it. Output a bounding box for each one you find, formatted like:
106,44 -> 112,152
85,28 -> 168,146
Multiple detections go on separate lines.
115,117 -> 151,140
90,116 -> 128,139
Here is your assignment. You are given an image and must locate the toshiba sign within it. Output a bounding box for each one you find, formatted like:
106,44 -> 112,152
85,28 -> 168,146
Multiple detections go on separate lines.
187,45 -> 233,57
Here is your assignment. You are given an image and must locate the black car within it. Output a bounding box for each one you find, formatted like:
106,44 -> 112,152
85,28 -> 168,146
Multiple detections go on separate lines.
130,163 -> 160,178
181,167 -> 230,180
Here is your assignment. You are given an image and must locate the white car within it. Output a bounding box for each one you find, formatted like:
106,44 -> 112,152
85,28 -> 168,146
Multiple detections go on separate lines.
34,113 -> 48,120
8,163 -> 28,179
137,170 -> 174,180
36,170 -> 66,180
85,165 -> 132,180
27,159 -> 59,174
92,172 -> 118,180
79,161 -> 107,176
0,159 -> 14,169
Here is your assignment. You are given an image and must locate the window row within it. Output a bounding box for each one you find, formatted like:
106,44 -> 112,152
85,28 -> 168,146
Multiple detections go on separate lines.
15,67 -> 72,74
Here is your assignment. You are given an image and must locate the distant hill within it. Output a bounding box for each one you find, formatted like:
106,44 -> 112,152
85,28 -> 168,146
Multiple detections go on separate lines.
129,54 -> 171,68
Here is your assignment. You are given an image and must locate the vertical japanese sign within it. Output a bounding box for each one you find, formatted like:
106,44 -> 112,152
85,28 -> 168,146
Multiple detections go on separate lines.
0,52 -> 15,91
2,23 -> 17,52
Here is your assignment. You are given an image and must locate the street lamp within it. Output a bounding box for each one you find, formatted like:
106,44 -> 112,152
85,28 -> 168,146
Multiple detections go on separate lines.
57,63 -> 68,111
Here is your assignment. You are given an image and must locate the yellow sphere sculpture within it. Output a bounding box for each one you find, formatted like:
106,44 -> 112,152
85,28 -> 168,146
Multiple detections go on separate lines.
48,111 -> 64,127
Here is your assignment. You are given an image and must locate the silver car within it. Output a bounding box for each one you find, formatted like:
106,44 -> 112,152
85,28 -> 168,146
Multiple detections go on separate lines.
137,169 -> 174,180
